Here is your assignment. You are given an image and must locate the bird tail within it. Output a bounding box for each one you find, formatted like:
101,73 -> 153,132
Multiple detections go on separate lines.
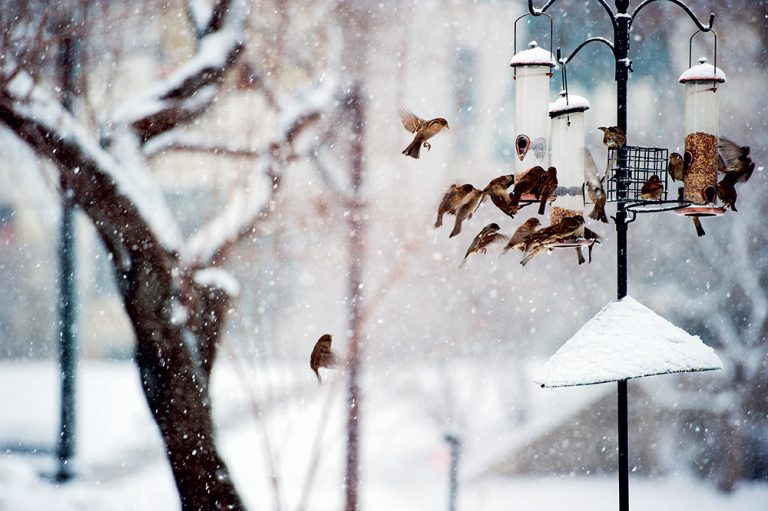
692,217 -> 706,237
314,369 -> 322,384
402,137 -> 422,159
589,204 -> 608,223
449,216 -> 463,238
435,213 -> 443,228
538,195 -> 548,215
576,247 -> 586,265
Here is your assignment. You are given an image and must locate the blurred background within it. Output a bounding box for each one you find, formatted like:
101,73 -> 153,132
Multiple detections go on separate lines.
0,0 -> 766,509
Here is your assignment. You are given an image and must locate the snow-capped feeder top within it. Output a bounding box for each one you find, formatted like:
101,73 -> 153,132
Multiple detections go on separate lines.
536,296 -> 722,388
509,41 -> 557,68
678,57 -> 726,83
548,90 -> 591,118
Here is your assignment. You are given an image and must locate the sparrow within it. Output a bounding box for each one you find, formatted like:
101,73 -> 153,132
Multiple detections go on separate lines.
598,126 -> 626,148
460,223 -> 507,267
509,165 -> 546,205
585,148 -> 608,223
502,217 -> 541,254
668,152 -> 685,182
400,109 -> 449,159
584,227 -> 602,264
449,187 -> 483,238
482,174 -> 517,217
575,247 -> 586,265
520,216 -> 585,266
640,174 -> 663,200
678,187 -> 705,237
717,172 -> 738,211
310,334 -> 339,384
537,166 -> 558,215
718,136 -> 754,183
435,183 -> 474,228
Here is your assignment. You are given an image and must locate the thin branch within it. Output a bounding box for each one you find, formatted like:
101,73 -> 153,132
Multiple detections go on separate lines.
144,132 -> 269,159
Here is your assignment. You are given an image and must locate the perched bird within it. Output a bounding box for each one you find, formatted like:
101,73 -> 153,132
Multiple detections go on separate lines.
435,183 -> 474,228
503,217 -> 541,254
668,152 -> 685,182
537,166 -> 558,215
718,136 -> 754,183
482,174 -> 517,217
509,165 -> 546,205
310,334 -> 339,384
584,148 -> 608,223
717,172 -> 738,211
640,174 -> 663,200
400,109 -> 449,159
460,223 -> 507,267
449,187 -> 483,238
520,216 -> 585,266
598,126 -> 626,148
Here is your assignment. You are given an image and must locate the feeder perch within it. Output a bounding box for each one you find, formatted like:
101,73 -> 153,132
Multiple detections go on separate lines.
510,40 -> 556,173
677,35 -> 726,216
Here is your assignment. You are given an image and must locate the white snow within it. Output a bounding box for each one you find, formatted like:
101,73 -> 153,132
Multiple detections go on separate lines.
549,90 -> 591,116
679,57 -> 727,83
537,296 -> 723,387
509,41 -> 557,68
193,267 -> 241,296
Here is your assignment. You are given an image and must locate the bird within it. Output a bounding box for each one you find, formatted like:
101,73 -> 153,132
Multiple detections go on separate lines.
435,183 -> 474,228
400,109 -> 449,159
668,152 -> 685,182
718,136 -> 754,183
520,216 -> 585,266
460,223 -> 507,267
482,174 -> 517,217
310,334 -> 339,384
584,227 -> 602,264
449,187 -> 483,238
502,217 -> 541,254
717,173 -> 738,211
640,174 -> 663,200
598,126 -> 626,148
575,246 -> 586,265
509,165 -> 546,206
584,148 -> 608,223
537,166 -> 558,215
691,217 -> 706,237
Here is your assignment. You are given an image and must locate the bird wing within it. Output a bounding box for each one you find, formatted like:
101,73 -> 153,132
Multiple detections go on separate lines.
717,137 -> 744,166
583,148 -> 602,188
399,109 -> 425,133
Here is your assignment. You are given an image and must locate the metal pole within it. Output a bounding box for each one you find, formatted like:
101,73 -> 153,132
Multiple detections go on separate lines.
444,434 -> 461,511
55,11 -> 80,483
613,2 -> 630,510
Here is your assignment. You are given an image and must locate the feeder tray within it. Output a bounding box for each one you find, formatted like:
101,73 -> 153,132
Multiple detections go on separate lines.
674,205 -> 727,217
625,199 -> 691,214
545,237 -> 593,249
517,193 -> 556,204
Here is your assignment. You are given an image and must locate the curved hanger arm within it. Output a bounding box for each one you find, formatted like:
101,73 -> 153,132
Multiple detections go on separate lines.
630,0 -> 714,31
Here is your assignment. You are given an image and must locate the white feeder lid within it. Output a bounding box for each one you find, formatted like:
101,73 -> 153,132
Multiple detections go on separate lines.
679,57 -> 726,83
549,90 -> 590,117
536,296 -> 722,388
509,41 -> 557,68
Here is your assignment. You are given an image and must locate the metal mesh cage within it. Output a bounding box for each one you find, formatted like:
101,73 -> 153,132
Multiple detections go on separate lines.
606,145 -> 670,204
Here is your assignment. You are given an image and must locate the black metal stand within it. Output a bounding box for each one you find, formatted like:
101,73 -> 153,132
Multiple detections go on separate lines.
55,14 -> 81,483
444,434 -> 461,511
527,2 -> 715,510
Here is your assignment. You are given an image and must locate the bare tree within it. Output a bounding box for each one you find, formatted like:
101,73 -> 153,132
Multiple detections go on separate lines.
0,1 -> 338,509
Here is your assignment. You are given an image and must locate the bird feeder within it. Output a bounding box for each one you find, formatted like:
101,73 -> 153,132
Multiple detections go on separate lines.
510,39 -> 556,173
549,90 -> 590,227
677,33 -> 726,213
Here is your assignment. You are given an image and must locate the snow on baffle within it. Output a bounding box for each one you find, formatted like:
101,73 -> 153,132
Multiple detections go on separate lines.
537,296 -> 722,388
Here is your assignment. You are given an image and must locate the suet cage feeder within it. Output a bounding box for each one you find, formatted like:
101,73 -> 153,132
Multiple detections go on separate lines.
606,145 -> 684,213
549,90 -> 589,228
510,14 -> 556,176
675,30 -> 727,219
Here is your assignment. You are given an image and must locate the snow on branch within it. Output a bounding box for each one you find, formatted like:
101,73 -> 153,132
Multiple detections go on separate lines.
110,0 -> 249,143
183,74 -> 338,266
0,71 -> 182,251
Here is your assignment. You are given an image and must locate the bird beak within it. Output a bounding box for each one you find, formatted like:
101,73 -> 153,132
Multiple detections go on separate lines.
445,123 -> 450,130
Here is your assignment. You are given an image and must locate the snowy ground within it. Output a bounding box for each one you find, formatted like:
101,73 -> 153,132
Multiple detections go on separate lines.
0,358 -> 765,510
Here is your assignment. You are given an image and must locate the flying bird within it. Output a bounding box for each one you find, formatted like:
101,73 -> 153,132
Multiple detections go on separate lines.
449,187 -> 483,238
482,174 -> 517,217
400,109 -> 449,159
310,334 -> 339,384
718,136 -> 754,183
668,152 -> 685,182
435,183 -> 474,228
537,166 -> 558,215
598,126 -> 626,148
503,217 -> 541,254
717,173 -> 738,211
460,223 -> 507,267
640,174 -> 663,201
585,148 -> 608,223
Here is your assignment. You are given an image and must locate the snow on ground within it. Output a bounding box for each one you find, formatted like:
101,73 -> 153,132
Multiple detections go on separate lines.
0,358 -> 765,510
